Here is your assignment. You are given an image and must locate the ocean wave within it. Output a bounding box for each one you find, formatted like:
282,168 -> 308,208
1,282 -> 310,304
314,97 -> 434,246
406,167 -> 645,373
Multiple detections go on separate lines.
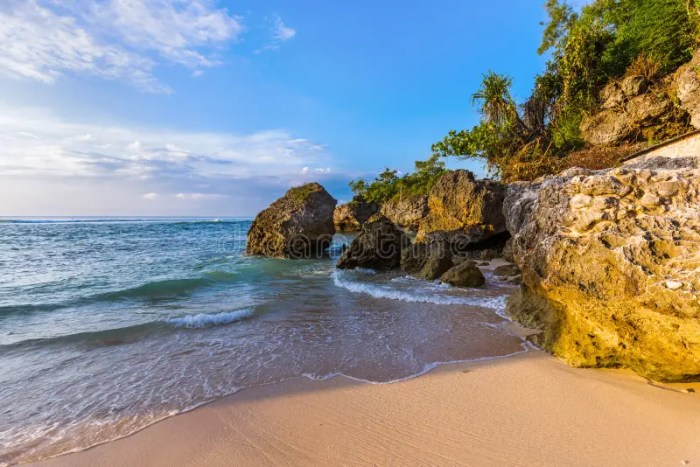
2,309 -> 255,350
166,309 -> 254,328
331,270 -> 507,310
0,273 -> 243,319
98,278 -> 215,301
0,321 -> 163,351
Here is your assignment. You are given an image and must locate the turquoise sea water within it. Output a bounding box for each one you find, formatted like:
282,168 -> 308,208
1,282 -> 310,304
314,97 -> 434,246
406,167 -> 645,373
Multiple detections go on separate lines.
0,218 -> 526,464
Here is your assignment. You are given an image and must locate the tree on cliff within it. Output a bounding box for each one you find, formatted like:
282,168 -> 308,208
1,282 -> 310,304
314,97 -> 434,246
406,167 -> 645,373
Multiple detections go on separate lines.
349,154 -> 447,204
432,0 -> 700,182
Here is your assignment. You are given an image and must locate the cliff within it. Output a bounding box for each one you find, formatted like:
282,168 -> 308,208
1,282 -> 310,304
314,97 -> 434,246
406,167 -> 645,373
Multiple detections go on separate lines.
504,153 -> 700,382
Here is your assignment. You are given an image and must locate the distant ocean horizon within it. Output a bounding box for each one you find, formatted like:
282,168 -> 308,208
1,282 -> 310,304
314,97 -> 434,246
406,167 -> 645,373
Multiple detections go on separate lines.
0,217 -> 526,464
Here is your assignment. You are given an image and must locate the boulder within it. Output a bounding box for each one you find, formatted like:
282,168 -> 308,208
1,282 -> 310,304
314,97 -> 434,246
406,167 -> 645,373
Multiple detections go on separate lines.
504,157 -> 700,381
380,195 -> 428,231
246,183 -> 337,258
580,109 -> 631,146
417,170 -> 507,242
493,264 -> 520,278
581,90 -> 673,146
440,261 -> 485,288
333,198 -> 379,232
400,243 -> 428,274
336,216 -> 408,270
599,75 -> 647,110
417,247 -> 453,281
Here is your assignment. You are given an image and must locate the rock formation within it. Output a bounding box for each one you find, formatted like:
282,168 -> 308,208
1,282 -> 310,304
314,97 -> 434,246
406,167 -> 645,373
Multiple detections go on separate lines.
504,159 -> 700,381
415,246 -> 453,281
398,243 -> 425,275
416,170 -> 507,243
333,198 -> 379,232
246,183 -> 337,258
379,195 -> 428,231
336,216 -> 409,270
580,75 -> 675,146
440,261 -> 485,288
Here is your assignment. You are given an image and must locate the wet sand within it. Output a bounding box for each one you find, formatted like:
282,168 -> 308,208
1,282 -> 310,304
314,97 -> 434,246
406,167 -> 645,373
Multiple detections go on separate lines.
36,350 -> 700,466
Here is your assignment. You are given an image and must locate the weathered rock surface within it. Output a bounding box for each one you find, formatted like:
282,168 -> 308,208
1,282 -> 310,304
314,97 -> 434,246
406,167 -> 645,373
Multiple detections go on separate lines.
400,243 -> 428,274
336,216 -> 408,270
440,261 -> 485,288
493,264 -> 520,278
675,50 -> 700,129
580,91 -> 673,146
333,198 -> 379,232
417,247 -> 453,281
380,195 -> 428,231
417,170 -> 507,242
247,183 -> 337,258
504,158 -> 700,381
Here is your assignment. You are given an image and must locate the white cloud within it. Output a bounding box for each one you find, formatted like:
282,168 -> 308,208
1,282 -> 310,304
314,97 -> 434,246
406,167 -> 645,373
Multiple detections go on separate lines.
255,15 -> 296,53
0,105 -> 330,180
0,0 -> 242,92
0,104 -> 347,215
273,16 -> 296,42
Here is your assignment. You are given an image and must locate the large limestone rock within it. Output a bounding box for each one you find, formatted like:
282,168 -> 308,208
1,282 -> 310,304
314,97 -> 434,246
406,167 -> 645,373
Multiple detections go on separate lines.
504,160 -> 700,381
675,50 -> 700,129
417,170 -> 507,242
333,198 -> 379,232
246,183 -> 337,258
380,195 -> 428,231
336,216 -> 409,270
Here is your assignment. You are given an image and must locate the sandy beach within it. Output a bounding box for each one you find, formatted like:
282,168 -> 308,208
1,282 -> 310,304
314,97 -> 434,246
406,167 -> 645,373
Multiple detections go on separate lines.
36,350 -> 700,466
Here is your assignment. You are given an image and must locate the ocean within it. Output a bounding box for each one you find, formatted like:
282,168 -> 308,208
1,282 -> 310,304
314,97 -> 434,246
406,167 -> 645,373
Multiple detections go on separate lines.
0,218 -> 526,464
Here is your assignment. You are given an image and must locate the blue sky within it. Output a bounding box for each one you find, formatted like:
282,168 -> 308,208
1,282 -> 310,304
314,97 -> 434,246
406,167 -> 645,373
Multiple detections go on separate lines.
0,0 -> 555,216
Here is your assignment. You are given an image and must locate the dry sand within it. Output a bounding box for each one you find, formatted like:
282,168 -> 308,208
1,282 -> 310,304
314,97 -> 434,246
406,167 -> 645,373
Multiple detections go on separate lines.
35,349 -> 700,466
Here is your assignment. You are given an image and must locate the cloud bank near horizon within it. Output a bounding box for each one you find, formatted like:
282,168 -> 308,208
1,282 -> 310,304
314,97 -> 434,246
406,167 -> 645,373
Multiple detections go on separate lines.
0,105 -> 349,216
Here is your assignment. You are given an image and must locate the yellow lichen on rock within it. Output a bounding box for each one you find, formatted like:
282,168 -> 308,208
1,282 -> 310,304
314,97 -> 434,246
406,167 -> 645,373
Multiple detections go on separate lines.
505,159 -> 700,381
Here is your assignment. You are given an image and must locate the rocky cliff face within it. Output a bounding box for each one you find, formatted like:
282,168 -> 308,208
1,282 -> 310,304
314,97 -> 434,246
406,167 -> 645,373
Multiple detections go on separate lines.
379,195 -> 428,231
334,199 -> 379,232
580,75 -> 678,146
580,50 -> 700,148
504,158 -> 700,381
246,183 -> 337,258
415,170 -> 508,258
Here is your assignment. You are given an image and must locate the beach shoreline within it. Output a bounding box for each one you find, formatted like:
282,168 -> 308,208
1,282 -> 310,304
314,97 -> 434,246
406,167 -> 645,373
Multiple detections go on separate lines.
34,350 -> 700,466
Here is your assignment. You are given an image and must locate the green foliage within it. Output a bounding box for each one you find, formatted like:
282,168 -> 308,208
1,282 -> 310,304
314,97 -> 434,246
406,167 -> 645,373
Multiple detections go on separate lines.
432,0 -> 699,182
431,72 -> 543,180
349,154 -> 448,204
287,184 -> 316,203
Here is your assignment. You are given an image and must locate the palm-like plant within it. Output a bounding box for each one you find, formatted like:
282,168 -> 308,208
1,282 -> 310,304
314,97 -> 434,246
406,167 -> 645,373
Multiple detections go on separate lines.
471,72 -> 518,127
473,71 -> 532,139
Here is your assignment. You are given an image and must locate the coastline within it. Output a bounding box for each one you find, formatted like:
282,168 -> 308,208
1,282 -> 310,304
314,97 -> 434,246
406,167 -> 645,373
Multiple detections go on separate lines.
35,350 -> 700,466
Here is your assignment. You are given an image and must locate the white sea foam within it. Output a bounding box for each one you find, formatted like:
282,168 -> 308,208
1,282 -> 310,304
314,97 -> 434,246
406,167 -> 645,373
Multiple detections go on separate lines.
167,309 -> 254,328
331,270 -> 507,310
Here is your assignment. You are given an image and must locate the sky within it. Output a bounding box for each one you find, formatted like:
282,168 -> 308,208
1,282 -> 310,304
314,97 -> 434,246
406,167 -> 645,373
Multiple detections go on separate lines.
0,0 -> 562,216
